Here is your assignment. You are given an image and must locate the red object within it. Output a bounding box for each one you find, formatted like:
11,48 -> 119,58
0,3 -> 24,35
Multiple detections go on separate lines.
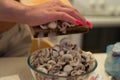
86,20 -> 93,29
75,20 -> 93,29
75,20 -> 83,25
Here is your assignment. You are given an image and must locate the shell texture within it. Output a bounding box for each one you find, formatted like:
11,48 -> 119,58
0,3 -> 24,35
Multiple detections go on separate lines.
30,38 -> 96,80
39,21 -> 77,34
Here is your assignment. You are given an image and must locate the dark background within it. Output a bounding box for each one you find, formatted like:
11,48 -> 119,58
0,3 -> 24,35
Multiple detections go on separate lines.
82,26 -> 120,53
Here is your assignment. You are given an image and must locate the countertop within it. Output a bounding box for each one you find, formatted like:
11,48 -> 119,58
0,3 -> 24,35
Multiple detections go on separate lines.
0,53 -> 109,80
93,53 -> 109,80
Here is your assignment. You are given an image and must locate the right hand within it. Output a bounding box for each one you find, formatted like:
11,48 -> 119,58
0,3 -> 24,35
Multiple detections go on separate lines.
24,0 -> 86,26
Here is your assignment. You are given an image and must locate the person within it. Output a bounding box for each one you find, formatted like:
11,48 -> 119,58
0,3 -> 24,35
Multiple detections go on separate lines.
0,0 -> 87,57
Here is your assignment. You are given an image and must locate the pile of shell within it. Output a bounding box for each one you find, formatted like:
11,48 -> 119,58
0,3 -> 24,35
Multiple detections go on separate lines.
39,20 -> 76,33
30,38 -> 96,80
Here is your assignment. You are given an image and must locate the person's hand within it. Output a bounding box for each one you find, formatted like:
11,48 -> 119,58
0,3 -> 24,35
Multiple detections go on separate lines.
24,0 -> 86,26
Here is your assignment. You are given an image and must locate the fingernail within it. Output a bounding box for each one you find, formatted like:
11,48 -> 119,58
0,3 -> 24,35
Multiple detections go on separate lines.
86,20 -> 93,29
75,20 -> 83,25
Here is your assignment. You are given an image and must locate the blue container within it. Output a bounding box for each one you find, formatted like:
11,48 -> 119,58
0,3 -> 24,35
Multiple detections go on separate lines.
105,43 -> 120,80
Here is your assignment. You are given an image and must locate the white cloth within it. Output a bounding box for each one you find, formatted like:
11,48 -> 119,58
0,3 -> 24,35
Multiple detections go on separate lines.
0,24 -> 32,57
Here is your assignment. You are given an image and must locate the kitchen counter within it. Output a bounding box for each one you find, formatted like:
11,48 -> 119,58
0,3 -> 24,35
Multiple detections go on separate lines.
0,57 -> 34,80
0,53 -> 109,80
93,53 -> 109,80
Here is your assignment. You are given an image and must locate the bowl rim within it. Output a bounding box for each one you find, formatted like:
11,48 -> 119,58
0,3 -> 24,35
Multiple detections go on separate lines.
27,55 -> 98,78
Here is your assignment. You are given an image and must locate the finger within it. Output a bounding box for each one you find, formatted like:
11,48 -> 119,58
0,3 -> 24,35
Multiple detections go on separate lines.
52,0 -> 86,23
60,5 -> 86,23
56,12 -> 78,24
66,7 -> 86,23
56,7 -> 85,22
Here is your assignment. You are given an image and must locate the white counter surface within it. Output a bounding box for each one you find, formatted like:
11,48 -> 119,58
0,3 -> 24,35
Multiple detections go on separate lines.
0,53 -> 110,80
94,53 -> 109,80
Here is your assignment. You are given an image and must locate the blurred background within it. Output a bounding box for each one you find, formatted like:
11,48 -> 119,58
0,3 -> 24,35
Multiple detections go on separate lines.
51,0 -> 120,53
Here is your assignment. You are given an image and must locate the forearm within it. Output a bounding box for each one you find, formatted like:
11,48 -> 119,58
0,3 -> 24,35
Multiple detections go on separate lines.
0,0 -> 28,23
0,0 -> 86,27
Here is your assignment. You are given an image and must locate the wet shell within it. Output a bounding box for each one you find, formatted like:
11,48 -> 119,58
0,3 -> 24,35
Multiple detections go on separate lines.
51,50 -> 59,58
63,65 -> 73,73
42,64 -> 52,70
59,51 -> 64,56
52,45 -> 61,52
39,48 -> 50,58
37,66 -> 48,73
55,72 -> 68,76
57,61 -> 66,66
70,57 -> 80,67
62,22 -> 72,28
53,64 -> 62,70
60,38 -> 71,46
31,58 -> 39,68
49,64 -> 62,74
38,57 -> 45,65
66,50 -> 80,58
59,26 -> 67,34
40,25 -> 48,29
47,60 -> 56,65
48,22 -> 57,29
60,38 -> 74,51
70,70 -> 80,76
61,54 -> 73,62
74,63 -> 85,70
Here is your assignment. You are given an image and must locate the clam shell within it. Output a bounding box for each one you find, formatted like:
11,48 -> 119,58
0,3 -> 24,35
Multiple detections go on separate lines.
74,63 -> 85,70
70,57 -> 80,67
62,22 -> 72,28
63,65 -> 73,73
42,64 -> 52,70
59,51 -> 64,56
54,71 -> 68,76
47,60 -> 56,65
37,66 -> 48,73
40,25 -> 48,29
61,54 -> 73,62
52,45 -> 61,52
66,50 -> 80,58
52,50 -> 59,58
41,48 -> 50,58
48,22 -> 57,29
60,38 -> 74,51
70,70 -> 80,76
